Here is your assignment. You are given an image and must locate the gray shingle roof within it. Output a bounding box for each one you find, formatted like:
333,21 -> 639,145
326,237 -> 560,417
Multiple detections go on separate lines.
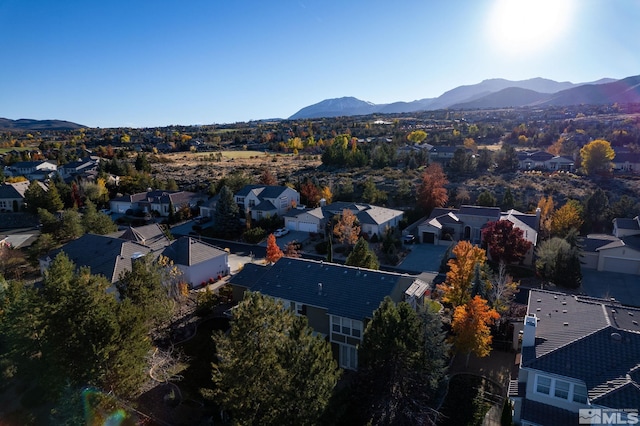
520,399 -> 577,426
162,237 -> 227,267
229,257 -> 408,320
615,217 -> 640,231
523,289 -> 640,408
47,234 -> 152,283
235,185 -> 289,199
458,205 -> 501,218
253,199 -> 277,212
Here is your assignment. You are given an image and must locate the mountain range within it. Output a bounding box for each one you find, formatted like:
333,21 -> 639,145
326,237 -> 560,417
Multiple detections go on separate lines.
289,75 -> 640,119
0,118 -> 85,131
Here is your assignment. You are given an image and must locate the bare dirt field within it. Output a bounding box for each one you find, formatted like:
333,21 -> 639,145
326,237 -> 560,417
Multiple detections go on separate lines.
151,151 -> 322,187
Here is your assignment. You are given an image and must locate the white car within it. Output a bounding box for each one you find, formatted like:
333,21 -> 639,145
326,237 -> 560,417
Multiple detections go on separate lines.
273,228 -> 289,237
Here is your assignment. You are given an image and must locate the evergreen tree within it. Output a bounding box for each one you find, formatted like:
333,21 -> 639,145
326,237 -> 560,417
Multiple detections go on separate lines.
81,200 -> 117,235
501,188 -> 515,210
213,185 -> 241,238
211,292 -> 340,425
45,182 -> 65,212
535,237 -> 582,288
23,180 -> 47,213
354,297 -> 447,425
346,237 -> 379,270
58,209 -> 84,242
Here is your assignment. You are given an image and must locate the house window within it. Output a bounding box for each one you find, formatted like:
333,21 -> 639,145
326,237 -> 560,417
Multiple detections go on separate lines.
573,385 -> 588,404
554,380 -> 570,399
280,196 -> 288,209
249,199 -> 255,208
331,316 -> 363,339
536,376 -> 551,395
339,344 -> 357,370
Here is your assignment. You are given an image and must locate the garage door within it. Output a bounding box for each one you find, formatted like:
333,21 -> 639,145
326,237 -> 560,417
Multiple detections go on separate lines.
298,222 -> 317,233
422,232 -> 435,244
602,257 -> 640,275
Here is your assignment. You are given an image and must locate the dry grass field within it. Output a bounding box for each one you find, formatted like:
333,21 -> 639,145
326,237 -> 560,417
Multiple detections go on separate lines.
152,151 -> 322,186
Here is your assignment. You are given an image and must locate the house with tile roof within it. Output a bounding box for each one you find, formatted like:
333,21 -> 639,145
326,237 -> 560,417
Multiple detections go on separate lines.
40,224 -> 229,292
509,289 -> 640,425
517,151 -> 554,170
234,185 -> 299,221
57,157 -> 100,180
581,217 -> 640,275
109,190 -> 204,216
228,257 -> 430,370
545,155 -> 575,172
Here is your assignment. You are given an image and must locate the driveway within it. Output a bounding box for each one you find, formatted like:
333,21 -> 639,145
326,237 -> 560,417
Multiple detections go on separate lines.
396,243 -> 451,274
580,269 -> 640,307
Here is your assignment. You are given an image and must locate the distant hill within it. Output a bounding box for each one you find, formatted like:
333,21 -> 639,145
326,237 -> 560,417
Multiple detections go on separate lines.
288,76 -> 635,119
0,118 -> 85,131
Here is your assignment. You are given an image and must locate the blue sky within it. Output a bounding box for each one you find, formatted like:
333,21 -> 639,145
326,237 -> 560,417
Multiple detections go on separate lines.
1,0 -> 638,128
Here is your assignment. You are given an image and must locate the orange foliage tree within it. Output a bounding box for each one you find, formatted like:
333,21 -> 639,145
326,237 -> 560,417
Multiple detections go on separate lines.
320,186 -> 333,204
300,181 -> 321,207
537,196 -> 555,239
259,169 -> 277,186
437,241 -> 486,307
415,163 -> 448,215
333,209 -> 361,246
265,234 -> 283,264
450,295 -> 500,366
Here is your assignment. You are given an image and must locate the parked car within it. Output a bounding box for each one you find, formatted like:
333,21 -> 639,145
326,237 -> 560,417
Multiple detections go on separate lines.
273,228 -> 289,237
402,234 -> 416,244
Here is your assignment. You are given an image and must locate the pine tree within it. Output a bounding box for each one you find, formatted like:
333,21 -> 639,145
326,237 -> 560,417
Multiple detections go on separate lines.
345,237 -> 379,270
212,292 -> 340,425
213,185 -> 241,238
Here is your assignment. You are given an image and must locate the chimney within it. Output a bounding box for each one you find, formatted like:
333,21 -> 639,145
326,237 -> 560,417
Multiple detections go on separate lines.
320,198 -> 327,207
523,313 -> 537,347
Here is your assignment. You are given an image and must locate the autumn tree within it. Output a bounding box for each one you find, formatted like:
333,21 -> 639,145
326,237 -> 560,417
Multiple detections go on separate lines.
265,233 -> 284,264
345,237 -> 379,270
333,209 -> 361,246
283,240 -> 300,258
550,200 -> 583,238
259,169 -> 277,185
438,241 -> 487,307
416,163 -> 448,215
481,220 -> 532,264
450,295 -> 500,366
537,196 -> 555,239
211,292 -> 340,425
580,139 -> 615,176
300,181 -> 321,207
488,261 -> 519,314
320,185 -> 333,204
407,130 -> 427,144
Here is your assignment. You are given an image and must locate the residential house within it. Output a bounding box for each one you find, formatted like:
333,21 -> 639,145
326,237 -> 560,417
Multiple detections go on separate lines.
57,157 -> 100,181
429,146 -> 458,166
612,153 -> 640,173
545,156 -> 575,172
509,289 -> 640,425
110,190 -> 204,216
0,181 -> 48,212
417,206 -> 539,264
40,223 -> 230,291
517,151 -> 554,170
4,160 -> 57,180
161,237 -> 230,287
581,216 -> 640,275
234,185 -> 299,221
284,202 -> 405,237
228,257 -> 430,370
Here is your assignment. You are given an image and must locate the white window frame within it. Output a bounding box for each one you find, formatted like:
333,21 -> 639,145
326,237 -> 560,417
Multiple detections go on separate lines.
331,315 -> 363,339
535,374 -> 588,404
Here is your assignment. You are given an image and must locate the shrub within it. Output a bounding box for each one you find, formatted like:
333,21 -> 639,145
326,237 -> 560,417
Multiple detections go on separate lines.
315,240 -> 329,255
243,227 -> 266,244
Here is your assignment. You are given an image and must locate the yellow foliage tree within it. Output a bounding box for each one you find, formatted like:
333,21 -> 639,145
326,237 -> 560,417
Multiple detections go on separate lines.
437,241 -> 486,307
320,186 -> 333,205
550,201 -> 584,237
580,139 -> 615,176
537,196 -> 555,239
450,295 -> 500,366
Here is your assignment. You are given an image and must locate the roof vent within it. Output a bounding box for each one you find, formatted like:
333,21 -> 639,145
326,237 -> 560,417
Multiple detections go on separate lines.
611,332 -> 622,342
536,308 -> 541,312
537,299 -> 542,303
562,301 -> 567,305
633,320 -> 638,326
628,312 -> 634,316
563,322 -> 569,326
563,310 -> 567,313
318,282 -> 322,295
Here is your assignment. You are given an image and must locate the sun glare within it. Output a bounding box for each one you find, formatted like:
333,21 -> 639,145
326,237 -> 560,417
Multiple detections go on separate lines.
487,0 -> 575,55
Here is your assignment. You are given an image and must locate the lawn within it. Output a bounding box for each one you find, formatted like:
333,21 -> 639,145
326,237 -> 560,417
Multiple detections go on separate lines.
0,146 -> 35,153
